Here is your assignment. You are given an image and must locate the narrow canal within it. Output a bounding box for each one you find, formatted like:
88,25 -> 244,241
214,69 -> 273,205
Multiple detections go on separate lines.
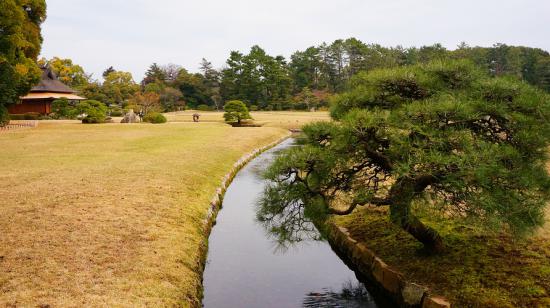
202,139 -> 382,308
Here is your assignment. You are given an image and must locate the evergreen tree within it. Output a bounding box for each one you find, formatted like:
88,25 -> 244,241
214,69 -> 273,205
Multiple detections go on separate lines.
173,68 -> 210,108
223,100 -> 251,125
142,63 -> 166,85
220,46 -> 292,109
260,60 -> 550,253
289,47 -> 323,91
102,66 -> 115,78
200,58 -> 222,110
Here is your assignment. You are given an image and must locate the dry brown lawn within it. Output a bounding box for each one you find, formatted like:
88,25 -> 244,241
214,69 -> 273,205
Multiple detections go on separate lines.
0,121 -> 293,307
165,110 -> 330,130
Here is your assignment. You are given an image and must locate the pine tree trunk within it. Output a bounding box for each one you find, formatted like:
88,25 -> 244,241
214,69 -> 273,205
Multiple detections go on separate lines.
389,177 -> 445,253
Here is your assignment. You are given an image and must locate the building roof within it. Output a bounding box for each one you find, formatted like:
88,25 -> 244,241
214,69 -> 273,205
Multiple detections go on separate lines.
29,67 -> 77,94
20,92 -> 86,100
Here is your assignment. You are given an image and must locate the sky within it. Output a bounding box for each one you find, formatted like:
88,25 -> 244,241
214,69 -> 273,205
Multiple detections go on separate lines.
40,0 -> 550,82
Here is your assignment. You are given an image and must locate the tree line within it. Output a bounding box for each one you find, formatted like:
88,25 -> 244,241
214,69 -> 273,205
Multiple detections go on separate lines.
37,39 -> 550,114
1,1 -> 549,121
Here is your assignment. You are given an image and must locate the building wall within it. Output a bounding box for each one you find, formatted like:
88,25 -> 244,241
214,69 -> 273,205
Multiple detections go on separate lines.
8,100 -> 52,114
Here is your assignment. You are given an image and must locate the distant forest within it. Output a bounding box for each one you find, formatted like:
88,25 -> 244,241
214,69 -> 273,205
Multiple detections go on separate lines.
44,39 -> 550,111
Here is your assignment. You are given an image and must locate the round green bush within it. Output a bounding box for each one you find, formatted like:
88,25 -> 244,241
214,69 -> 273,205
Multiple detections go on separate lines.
77,100 -> 108,124
81,116 -> 104,124
51,98 -> 75,119
223,100 -> 251,125
143,112 -> 167,124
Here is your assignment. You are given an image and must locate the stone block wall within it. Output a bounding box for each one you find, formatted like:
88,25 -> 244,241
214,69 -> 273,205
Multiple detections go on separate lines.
324,223 -> 451,308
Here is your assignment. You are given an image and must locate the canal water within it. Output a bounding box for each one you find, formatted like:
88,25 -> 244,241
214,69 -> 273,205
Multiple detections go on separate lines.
202,139 -> 381,308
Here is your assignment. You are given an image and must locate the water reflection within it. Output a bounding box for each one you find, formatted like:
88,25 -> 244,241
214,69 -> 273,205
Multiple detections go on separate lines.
202,139 -> 379,308
303,281 -> 377,308
252,141 -> 322,251
256,197 -> 323,253
255,145 -> 327,251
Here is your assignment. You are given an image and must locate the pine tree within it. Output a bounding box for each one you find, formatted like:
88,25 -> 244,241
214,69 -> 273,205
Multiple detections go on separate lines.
260,60 -> 550,253
142,63 -> 166,86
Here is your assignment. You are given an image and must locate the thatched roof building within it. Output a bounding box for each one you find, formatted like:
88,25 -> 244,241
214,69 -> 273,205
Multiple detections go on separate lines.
8,67 -> 86,115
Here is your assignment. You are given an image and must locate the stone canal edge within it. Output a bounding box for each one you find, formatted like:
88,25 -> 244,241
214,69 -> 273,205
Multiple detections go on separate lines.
324,222 -> 452,308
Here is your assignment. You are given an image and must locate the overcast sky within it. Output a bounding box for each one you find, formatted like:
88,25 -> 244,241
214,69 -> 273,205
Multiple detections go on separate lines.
40,0 -> 550,81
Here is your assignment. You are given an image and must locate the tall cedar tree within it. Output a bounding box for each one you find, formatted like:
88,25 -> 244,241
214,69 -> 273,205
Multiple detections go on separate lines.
260,60 -> 550,253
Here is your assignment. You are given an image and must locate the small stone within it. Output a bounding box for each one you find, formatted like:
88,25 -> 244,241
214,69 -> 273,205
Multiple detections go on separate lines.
402,283 -> 427,306
381,266 -> 402,294
372,257 -> 386,285
423,296 -> 451,308
355,244 -> 375,271
120,110 -> 140,123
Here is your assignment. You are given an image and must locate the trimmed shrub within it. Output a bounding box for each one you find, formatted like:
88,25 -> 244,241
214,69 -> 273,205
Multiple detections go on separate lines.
51,98 -> 76,119
7,114 -> 24,120
143,112 -> 167,124
9,113 -> 40,120
223,100 -> 251,125
81,116 -> 104,124
77,100 -> 108,124
38,114 -> 53,120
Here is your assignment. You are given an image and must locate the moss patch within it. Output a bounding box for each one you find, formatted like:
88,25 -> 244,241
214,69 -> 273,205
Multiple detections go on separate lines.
334,207 -> 550,307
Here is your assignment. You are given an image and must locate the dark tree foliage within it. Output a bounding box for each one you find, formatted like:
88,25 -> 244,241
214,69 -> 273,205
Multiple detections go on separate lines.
131,40 -> 550,112
260,60 -> 550,253
200,58 -> 222,110
287,40 -> 550,98
102,66 -> 115,78
220,46 -> 292,110
142,63 -> 166,86
0,105 -> 9,127
173,68 -> 211,108
48,40 -> 548,114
